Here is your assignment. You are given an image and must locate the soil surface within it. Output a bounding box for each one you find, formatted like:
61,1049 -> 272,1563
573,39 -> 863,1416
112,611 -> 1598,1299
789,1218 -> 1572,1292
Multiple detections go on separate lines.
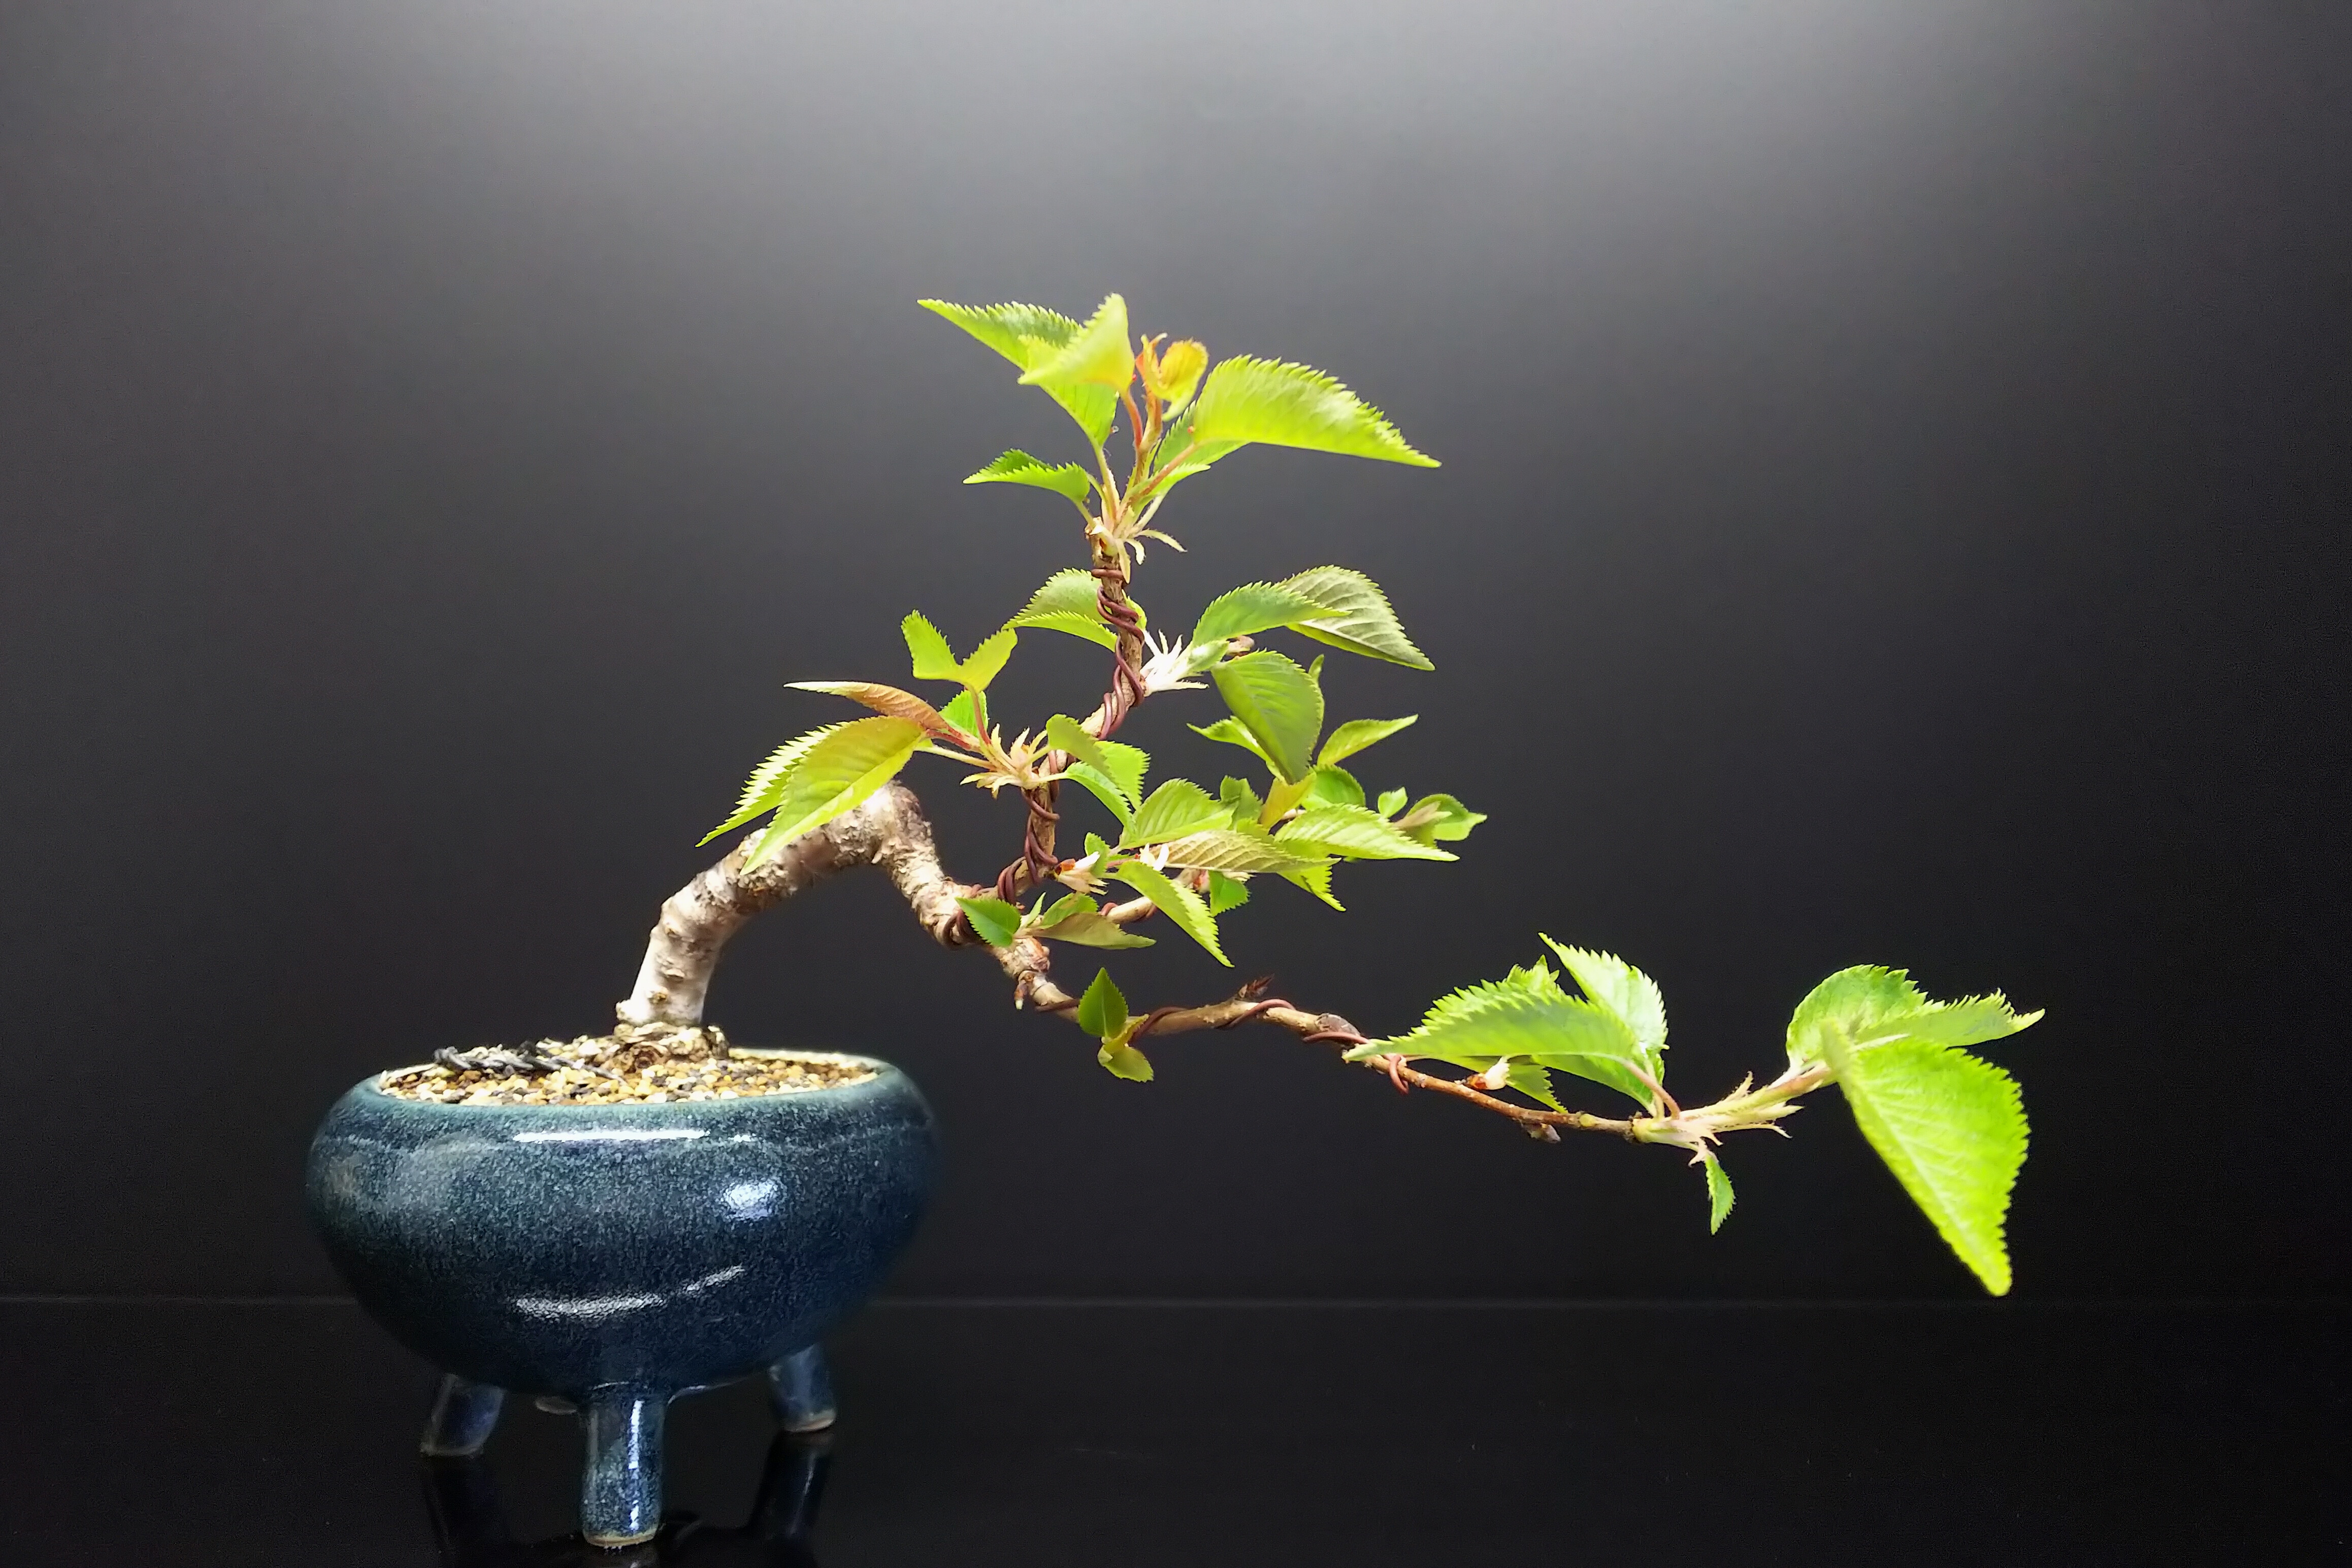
378,1022 -> 875,1106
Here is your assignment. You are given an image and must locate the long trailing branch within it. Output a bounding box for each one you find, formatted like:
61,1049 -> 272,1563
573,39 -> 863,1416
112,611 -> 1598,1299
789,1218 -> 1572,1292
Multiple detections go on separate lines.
619,778 -> 1814,1151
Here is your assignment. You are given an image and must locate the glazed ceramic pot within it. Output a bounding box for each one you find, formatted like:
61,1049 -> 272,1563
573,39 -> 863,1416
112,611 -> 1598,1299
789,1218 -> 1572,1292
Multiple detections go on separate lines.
306,1050 -> 935,1547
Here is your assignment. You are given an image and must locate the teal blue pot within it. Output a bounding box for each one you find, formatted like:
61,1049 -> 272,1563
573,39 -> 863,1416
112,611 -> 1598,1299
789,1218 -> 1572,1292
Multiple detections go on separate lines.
306,1050 -> 935,1545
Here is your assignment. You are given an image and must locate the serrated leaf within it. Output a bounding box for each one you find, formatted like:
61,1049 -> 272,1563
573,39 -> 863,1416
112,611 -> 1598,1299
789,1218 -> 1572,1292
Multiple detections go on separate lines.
1019,293 -> 1133,390
902,612 -> 960,682
1282,861 -> 1345,909
1541,938 -> 1668,1078
1097,1039 -> 1155,1081
1352,965 -> 1653,1106
1089,740 -> 1149,808
919,298 -> 1117,446
1006,569 -> 1123,650
1120,779 -> 1233,848
1395,792 -> 1485,845
1156,829 -> 1326,876
1076,967 -> 1129,1039
702,724 -> 845,844
1704,1156 -> 1735,1234
1275,804 -> 1456,862
1505,1062 -> 1564,1113
1319,716 -> 1418,767
954,896 -> 1022,949
965,449 -> 1093,502
740,716 -> 927,868
1192,716 -> 1275,770
1824,1031 -> 2029,1296
1784,967 -> 2039,1076
787,681 -> 965,741
1030,892 -> 1097,930
1108,859 -> 1228,965
1302,764 -> 1365,809
1192,582 -> 1338,647
1046,713 -> 1104,771
957,628 -> 1017,692
1185,355 -> 1439,467
940,689 -> 980,736
1039,911 -> 1156,949
1274,567 -> 1432,670
1205,869 -> 1251,914
1212,650 -> 1324,782
1377,787 -> 1409,816
1219,775 -> 1264,823
1896,995 -> 2047,1051
1146,338 -> 1207,408
1062,764 -> 1133,828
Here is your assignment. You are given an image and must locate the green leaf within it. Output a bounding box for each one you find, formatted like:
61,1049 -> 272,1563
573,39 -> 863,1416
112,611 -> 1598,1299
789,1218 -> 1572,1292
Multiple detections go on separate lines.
1349,962 -> 1654,1106
957,628 -> 1017,692
1274,567 -> 1432,670
1030,892 -> 1096,928
1076,968 -> 1129,1039
1107,858 -> 1229,965
1282,861 -> 1345,909
965,449 -> 1093,503
1212,650 -> 1325,782
1191,717 -> 1275,770
902,612 -> 960,682
1121,779 -> 1233,848
1505,1062 -> 1564,1112
1704,1156 -> 1735,1234
1156,829 -> 1326,876
1097,1039 -> 1156,1082
787,680 -> 964,740
702,724 -> 845,844
1192,582 -> 1337,648
1377,787 -> 1409,816
1541,939 -> 1668,1080
954,896 -> 1023,949
740,717 -> 927,868
940,689 -> 980,737
918,298 -> 1117,447
1219,775 -> 1264,823
1184,355 -> 1438,467
1064,764 -> 1134,828
1089,740 -> 1150,809
1040,911 -> 1156,949
1046,713 -> 1105,771
1823,1030 -> 2029,1296
1302,764 -> 1365,809
1205,870 -> 1251,914
1006,569 -> 1124,650
1784,967 -> 2041,1076
1018,293 -> 1133,390
1274,803 -> 1456,861
1394,792 -> 1486,845
1319,716 -> 1418,767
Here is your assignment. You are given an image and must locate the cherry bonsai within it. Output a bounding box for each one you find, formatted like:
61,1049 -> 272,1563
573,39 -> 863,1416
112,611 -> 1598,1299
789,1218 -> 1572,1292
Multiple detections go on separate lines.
542,293 -> 2042,1296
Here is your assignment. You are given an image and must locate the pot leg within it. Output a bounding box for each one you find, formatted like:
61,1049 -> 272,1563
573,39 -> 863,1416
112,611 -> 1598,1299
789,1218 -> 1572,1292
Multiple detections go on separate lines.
580,1388 -> 667,1548
419,1374 -> 506,1458
766,1344 -> 836,1432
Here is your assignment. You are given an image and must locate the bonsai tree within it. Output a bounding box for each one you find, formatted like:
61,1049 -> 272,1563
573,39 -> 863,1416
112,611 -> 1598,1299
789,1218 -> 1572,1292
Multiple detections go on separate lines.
603,293 -> 2040,1296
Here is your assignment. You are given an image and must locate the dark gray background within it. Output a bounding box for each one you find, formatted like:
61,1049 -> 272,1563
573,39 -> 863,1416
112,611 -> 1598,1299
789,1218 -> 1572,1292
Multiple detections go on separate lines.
3,0 -> 2343,1299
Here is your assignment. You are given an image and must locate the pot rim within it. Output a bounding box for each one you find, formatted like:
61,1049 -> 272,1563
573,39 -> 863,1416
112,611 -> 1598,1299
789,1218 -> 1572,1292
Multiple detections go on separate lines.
360,1046 -> 903,1108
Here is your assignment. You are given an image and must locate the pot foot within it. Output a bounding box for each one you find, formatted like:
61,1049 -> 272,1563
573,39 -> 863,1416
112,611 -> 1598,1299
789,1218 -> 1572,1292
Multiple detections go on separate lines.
420,1375 -> 506,1457
580,1387 -> 667,1548
767,1344 -> 836,1432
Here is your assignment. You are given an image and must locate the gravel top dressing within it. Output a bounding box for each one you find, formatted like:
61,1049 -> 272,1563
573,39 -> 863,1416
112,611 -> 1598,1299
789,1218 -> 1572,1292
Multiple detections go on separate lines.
379,1022 -> 876,1106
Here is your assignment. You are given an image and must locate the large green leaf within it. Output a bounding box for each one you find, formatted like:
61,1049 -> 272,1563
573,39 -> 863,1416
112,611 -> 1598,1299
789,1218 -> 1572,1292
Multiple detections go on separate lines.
954,896 -> 1022,949
1156,829 -> 1327,876
1191,582 -> 1338,648
1823,1031 -> 2029,1296
740,717 -> 927,867
1275,567 -> 1431,670
918,298 -> 1116,446
1045,713 -> 1105,771
1347,962 -> 1653,1106
1120,780 -> 1232,848
1191,716 -> 1274,771
957,628 -> 1017,691
1541,939 -> 1667,1079
1785,967 -> 2041,1076
1319,716 -> 1417,767
702,724 -> 845,844
1107,859 -> 1228,965
1006,569 -> 1124,650
1076,967 -> 1129,1039
1031,896 -> 1156,950
1301,764 -> 1364,809
1018,293 -> 1133,390
1212,650 -> 1324,783
965,449 -> 1093,503
1184,355 -> 1438,467
1275,804 -> 1456,862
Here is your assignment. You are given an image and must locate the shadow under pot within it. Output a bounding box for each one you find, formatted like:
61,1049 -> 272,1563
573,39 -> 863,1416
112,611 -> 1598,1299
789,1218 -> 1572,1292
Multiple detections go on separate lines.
306,1051 -> 936,1547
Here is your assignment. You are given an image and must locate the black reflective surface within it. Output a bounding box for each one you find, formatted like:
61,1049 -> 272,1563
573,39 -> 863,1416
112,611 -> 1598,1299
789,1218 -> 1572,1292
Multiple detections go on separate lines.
3,1301 -> 2341,1564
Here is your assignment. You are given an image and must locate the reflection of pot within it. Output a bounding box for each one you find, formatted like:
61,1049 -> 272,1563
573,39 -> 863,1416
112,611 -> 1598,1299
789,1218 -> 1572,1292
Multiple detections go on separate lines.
306,1052 -> 934,1546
